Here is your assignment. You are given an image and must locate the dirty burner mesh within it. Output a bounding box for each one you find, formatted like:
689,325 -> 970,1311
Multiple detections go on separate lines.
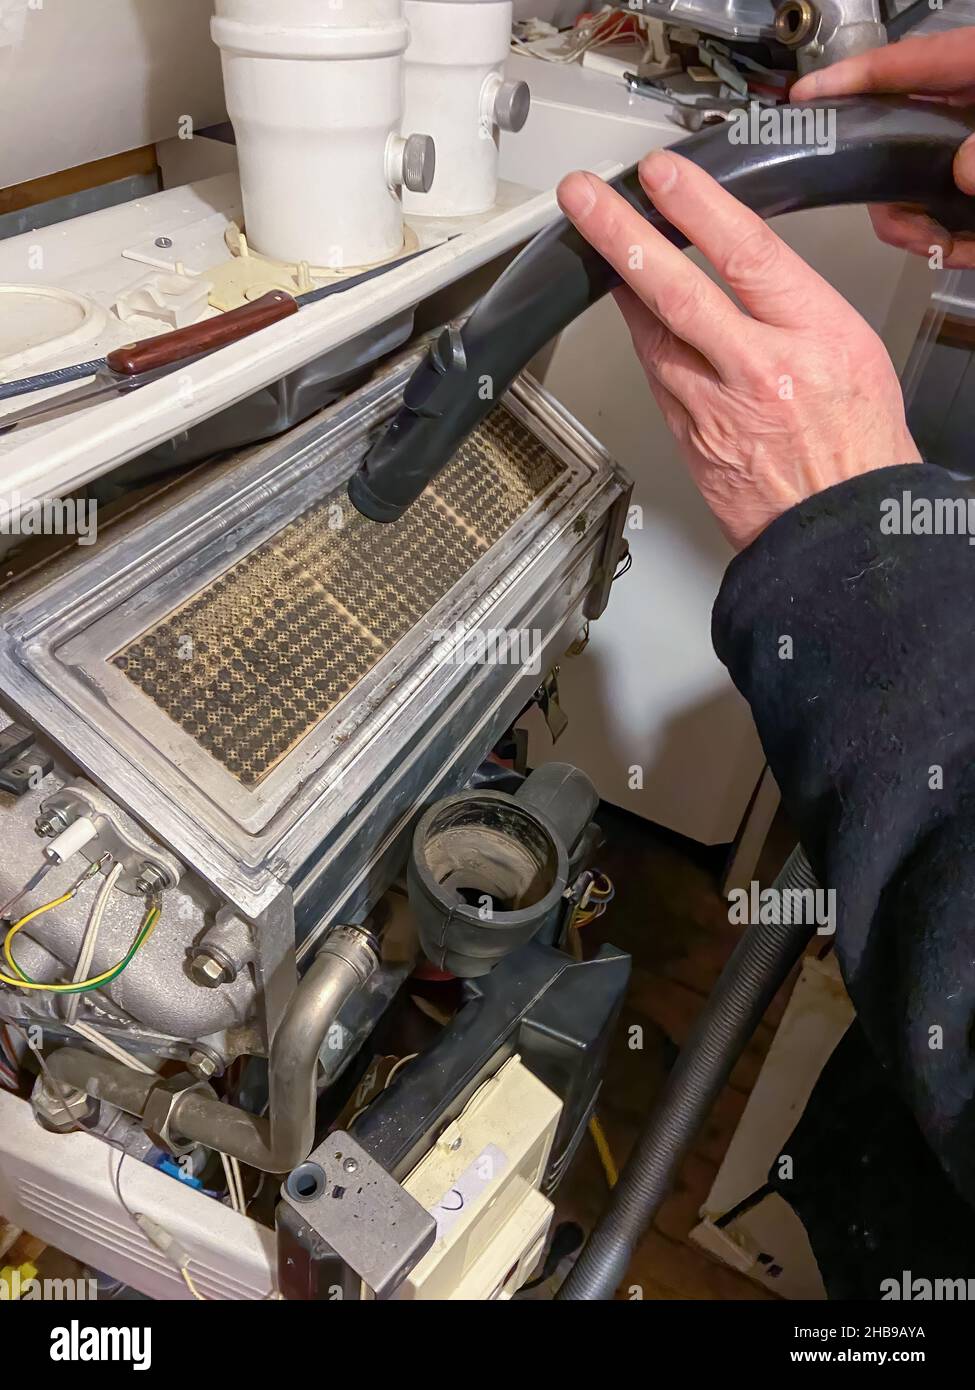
113,407 -> 566,785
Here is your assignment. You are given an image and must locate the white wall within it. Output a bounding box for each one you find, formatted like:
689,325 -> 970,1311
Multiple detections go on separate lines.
0,0 -> 226,187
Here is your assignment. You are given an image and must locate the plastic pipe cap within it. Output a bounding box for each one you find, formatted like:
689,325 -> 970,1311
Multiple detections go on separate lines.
403,134 -> 437,193
495,80 -> 531,133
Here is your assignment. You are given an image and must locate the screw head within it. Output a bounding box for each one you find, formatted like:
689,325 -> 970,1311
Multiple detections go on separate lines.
187,1050 -> 218,1080
155,236 -> 174,249
189,952 -> 231,989
343,1156 -> 358,1174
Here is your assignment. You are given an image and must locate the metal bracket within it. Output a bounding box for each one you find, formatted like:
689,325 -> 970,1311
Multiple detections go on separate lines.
280,1131 -> 436,1300
37,779 -> 183,896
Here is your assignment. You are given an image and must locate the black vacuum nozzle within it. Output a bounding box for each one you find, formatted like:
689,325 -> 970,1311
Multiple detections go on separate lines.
349,97 -> 975,525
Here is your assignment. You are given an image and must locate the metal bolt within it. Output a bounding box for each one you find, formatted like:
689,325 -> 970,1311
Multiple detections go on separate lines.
35,808 -> 68,838
189,952 -> 231,989
135,863 -> 169,896
155,236 -> 174,249
450,1137 -> 463,1152
343,1156 -> 358,1175
187,1050 -> 218,1080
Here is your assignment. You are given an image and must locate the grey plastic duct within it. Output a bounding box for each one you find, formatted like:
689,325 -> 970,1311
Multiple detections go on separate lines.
349,96 -> 975,523
409,763 -> 599,977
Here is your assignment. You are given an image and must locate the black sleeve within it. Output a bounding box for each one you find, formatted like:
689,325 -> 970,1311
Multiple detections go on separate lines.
712,462 -> 975,1207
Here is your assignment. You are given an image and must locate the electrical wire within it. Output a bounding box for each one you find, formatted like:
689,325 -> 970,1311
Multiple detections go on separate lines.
511,9 -> 647,65
10,1021 -> 88,1134
64,861 -> 124,1024
588,1114 -> 619,1190
0,862 -> 53,923
2,890 -> 77,972
228,1155 -> 245,1214
1,901 -> 160,994
112,1149 -> 208,1301
68,1020 -> 156,1075
221,1152 -> 243,1214
384,1052 -> 419,1089
566,871 -> 615,958
2,857 -> 108,982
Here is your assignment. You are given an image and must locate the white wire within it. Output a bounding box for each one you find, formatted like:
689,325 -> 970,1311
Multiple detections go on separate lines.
221,1152 -> 242,1214
229,1155 -> 246,1213
68,1019 -> 156,1075
64,861 -> 123,1024
511,9 -> 642,65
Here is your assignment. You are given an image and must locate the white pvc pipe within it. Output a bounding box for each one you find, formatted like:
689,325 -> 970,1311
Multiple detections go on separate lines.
403,0 -> 528,218
212,0 -> 428,268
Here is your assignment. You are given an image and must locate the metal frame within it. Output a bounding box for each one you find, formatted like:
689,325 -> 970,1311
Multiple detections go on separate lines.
0,345 -> 628,923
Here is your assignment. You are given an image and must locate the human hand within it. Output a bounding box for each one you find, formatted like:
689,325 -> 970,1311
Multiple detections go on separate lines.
556,154 -> 919,551
792,31 -> 975,267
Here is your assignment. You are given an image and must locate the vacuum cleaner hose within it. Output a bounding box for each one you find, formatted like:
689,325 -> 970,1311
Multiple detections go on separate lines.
350,96 -> 975,523
556,845 -> 820,1301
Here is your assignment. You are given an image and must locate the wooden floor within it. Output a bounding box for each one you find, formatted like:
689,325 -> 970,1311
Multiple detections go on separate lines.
544,802 -> 799,1301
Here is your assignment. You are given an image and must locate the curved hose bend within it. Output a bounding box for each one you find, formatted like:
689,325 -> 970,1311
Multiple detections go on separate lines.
351,96 -> 975,523
557,845 -> 820,1301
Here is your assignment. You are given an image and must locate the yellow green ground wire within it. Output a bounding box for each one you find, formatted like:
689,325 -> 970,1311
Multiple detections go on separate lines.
1,893 -> 161,995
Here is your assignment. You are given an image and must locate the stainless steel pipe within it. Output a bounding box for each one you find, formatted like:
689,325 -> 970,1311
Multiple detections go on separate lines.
45,925 -> 378,1173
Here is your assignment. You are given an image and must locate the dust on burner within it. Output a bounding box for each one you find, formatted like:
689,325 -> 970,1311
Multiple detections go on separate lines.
113,406 -> 567,785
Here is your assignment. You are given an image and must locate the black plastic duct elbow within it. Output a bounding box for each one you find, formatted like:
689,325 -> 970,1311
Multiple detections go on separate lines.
349,96 -> 975,523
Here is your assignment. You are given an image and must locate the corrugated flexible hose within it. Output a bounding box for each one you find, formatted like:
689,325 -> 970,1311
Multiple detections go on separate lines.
557,845 -> 820,1300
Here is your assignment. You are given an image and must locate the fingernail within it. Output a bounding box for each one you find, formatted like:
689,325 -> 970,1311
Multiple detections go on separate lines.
956,137 -> 975,196
640,153 -> 678,195
557,172 -> 598,222
791,72 -> 820,99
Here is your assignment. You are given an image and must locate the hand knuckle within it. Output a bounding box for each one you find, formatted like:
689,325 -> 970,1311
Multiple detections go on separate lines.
723,227 -> 783,288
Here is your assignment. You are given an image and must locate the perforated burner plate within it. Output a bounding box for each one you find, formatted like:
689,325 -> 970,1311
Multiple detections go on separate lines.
113,407 -> 566,785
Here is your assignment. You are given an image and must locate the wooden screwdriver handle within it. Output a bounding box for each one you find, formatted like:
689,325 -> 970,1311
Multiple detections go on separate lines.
105,290 -> 300,377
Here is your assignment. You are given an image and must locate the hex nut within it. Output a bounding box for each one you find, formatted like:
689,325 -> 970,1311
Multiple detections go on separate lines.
35,808 -> 69,838
142,1072 -> 214,1157
32,1080 -> 95,1134
135,863 -> 170,896
189,950 -> 233,989
187,1050 -> 218,1080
